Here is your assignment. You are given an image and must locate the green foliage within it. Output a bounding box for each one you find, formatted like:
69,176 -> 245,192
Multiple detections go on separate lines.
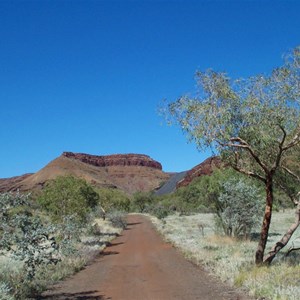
156,168 -> 255,216
166,47 -> 300,168
131,192 -> 155,212
148,202 -> 171,219
214,178 -> 263,238
96,187 -> 131,212
173,168 -> 228,213
38,175 -> 99,223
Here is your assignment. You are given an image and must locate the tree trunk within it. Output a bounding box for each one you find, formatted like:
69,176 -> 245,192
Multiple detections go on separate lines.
255,176 -> 273,265
263,202 -> 300,264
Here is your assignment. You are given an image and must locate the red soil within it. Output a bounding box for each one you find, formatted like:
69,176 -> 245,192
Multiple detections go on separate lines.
41,215 -> 252,300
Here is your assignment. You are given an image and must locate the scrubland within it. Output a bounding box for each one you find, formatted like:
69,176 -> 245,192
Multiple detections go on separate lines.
150,211 -> 300,300
0,216 -> 122,300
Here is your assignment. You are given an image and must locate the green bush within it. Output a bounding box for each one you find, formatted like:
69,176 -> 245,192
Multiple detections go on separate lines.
148,203 -> 171,219
214,178 -> 263,238
38,175 -> 99,223
131,192 -> 155,212
96,188 -> 131,213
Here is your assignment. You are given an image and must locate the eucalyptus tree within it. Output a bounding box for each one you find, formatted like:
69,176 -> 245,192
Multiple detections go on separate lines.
165,47 -> 300,265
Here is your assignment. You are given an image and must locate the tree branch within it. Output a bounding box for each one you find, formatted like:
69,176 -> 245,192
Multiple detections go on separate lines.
231,165 -> 266,182
276,182 -> 299,205
273,125 -> 287,171
229,150 -> 266,182
220,137 -> 269,174
283,130 -> 300,151
282,166 -> 300,183
286,246 -> 300,257
263,202 -> 300,264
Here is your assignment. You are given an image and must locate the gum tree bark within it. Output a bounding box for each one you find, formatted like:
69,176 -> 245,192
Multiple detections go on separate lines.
256,177 -> 274,265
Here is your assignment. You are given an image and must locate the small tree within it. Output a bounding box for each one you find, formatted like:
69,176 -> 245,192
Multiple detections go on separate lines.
38,175 -> 99,223
97,187 -> 131,213
215,178 -> 263,238
132,192 -> 154,213
165,46 -> 300,265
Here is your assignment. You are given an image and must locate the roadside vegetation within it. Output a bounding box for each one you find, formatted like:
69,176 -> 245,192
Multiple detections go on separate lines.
150,211 -> 300,300
0,176 -> 127,300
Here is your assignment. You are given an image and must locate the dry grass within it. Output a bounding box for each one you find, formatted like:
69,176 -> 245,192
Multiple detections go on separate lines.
150,210 -> 300,300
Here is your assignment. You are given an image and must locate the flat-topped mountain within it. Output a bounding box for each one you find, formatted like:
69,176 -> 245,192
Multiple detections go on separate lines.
0,152 -> 222,195
0,152 -> 170,195
62,152 -> 163,169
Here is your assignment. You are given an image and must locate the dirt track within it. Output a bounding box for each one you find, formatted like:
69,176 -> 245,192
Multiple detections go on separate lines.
42,215 -> 251,300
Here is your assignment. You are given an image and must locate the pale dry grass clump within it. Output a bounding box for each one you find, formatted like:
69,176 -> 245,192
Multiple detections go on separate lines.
150,210 -> 300,300
236,264 -> 300,300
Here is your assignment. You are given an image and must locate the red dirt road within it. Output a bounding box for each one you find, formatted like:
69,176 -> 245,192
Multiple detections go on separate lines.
42,215 -> 251,300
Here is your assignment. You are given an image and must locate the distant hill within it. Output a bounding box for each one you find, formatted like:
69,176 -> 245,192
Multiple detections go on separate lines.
0,153 -> 222,195
176,156 -> 222,188
0,152 -> 171,195
155,171 -> 188,195
155,156 -> 222,195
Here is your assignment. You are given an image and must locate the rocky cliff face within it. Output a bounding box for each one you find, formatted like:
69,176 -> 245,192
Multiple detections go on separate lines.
176,156 -> 222,188
62,152 -> 163,170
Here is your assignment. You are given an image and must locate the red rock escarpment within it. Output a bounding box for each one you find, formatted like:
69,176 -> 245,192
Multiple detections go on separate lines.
176,156 -> 222,188
62,152 -> 163,170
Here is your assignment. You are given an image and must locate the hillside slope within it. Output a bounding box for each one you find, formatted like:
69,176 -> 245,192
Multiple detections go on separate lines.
0,152 -> 170,195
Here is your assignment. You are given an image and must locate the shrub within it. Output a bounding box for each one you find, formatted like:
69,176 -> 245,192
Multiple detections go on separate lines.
0,192 -> 60,298
148,203 -> 170,219
96,188 -> 131,213
214,178 -> 263,238
107,211 -> 127,229
38,175 -> 99,223
56,215 -> 83,257
132,192 -> 155,212
0,282 -> 14,300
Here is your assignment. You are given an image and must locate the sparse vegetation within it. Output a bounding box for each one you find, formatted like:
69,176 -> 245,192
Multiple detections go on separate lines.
106,210 -> 127,229
151,211 -> 300,300
0,189 -> 124,299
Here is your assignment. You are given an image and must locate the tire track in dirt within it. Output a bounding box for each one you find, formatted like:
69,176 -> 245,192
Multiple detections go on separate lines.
41,215 -> 252,300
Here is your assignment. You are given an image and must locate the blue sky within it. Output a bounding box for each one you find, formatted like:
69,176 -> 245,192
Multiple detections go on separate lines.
0,0 -> 299,177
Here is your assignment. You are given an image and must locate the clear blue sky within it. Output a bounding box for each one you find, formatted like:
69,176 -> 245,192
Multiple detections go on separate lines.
0,0 -> 299,177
